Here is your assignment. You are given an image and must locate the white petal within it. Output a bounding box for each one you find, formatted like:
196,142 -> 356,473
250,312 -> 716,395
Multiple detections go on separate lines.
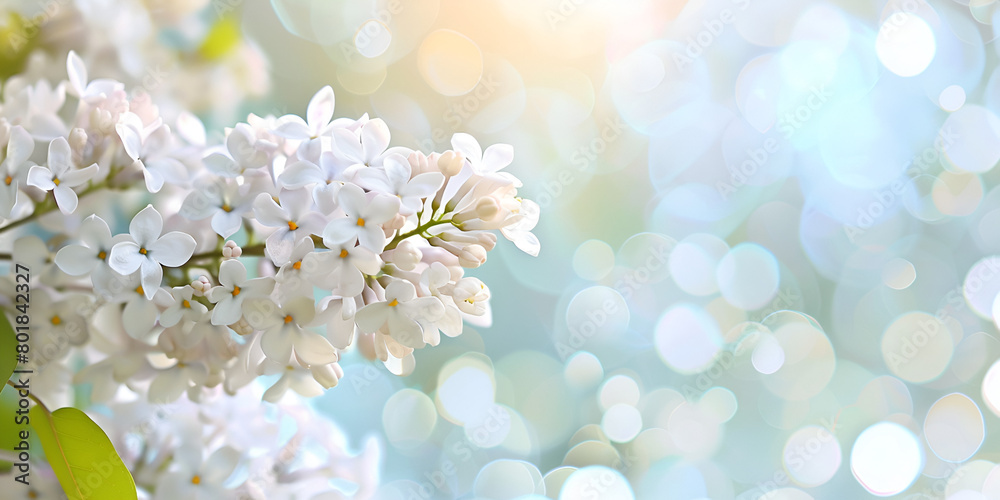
130,205 -> 163,246
385,279 -> 416,302
362,193 -> 400,225
66,50 -> 87,96
211,297 -> 243,326
337,182 -> 366,216
480,143 -> 514,173
26,165 -> 55,191
115,123 -> 142,161
59,162 -> 99,187
149,232 -> 196,267
53,185 -> 78,214
322,217 -> 358,245
211,210 -> 242,239
202,446 -> 241,484
306,86 -> 335,133
293,330 -> 338,366
451,132 -> 482,163
278,161 -> 323,188
7,126 -> 34,167
262,374 -> 290,402
218,259 -> 247,289
332,128 -> 364,163
272,116 -> 312,139
354,302 -> 388,333
253,192 -> 288,227
123,297 -> 157,339
203,152 -> 239,177
361,119 -> 391,164
81,214 -> 113,250
55,244 -> 99,276
47,136 -> 72,174
142,164 -> 165,193
108,241 -> 144,275
260,329 -> 293,364
139,260 -> 162,299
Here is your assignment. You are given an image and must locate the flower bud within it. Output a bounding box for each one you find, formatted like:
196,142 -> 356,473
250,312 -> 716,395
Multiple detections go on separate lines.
222,240 -> 242,259
310,363 -> 340,389
475,196 -> 501,220
437,150 -> 464,176
458,244 -> 488,268
389,239 -> 422,271
191,275 -> 212,296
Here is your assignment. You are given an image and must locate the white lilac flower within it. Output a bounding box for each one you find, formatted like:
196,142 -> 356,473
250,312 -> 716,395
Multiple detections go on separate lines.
316,296 -> 357,349
278,149 -> 364,207
301,240 -> 381,297
66,50 -> 126,103
273,238 -> 317,301
0,125 -> 35,219
154,445 -> 241,500
357,152 -> 445,215
160,286 -> 209,328
203,122 -> 273,177
206,259 -> 275,326
355,279 -> 445,349
109,205 -> 197,299
258,360 -> 341,403
179,177 -> 255,238
108,271 -> 170,340
26,136 -> 99,214
149,361 -> 209,404
244,297 -> 339,366
450,132 -> 514,175
271,85 -> 341,140
321,182 -> 400,252
116,112 -> 188,192
331,117 -> 409,168
252,189 -> 326,266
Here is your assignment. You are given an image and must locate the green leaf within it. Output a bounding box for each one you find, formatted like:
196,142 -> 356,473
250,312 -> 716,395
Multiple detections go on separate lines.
0,385 -> 18,471
0,312 -> 16,384
29,405 -> 137,500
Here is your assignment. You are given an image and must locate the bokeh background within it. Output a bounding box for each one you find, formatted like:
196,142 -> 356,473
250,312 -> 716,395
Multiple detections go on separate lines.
237,0 -> 1000,498
10,0 -> 1000,497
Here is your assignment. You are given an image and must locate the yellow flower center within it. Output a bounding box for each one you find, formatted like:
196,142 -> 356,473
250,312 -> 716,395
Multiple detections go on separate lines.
98,251 -> 107,260
139,248 -> 147,255
53,177 -> 61,186
465,297 -> 475,304
191,475 -> 201,485
339,249 -> 348,258
182,299 -> 191,308
50,315 -> 61,325
293,261 -> 302,270
284,314 -> 293,324
356,218 -> 365,227
231,285 -> 241,296
287,221 -> 298,231
222,204 -> 232,212
135,286 -> 144,296
4,176 -> 11,185
388,299 -> 399,307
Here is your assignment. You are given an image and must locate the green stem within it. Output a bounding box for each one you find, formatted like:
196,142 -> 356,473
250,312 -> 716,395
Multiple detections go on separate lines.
0,181 -> 116,235
385,217 -> 454,251
5,379 -> 48,412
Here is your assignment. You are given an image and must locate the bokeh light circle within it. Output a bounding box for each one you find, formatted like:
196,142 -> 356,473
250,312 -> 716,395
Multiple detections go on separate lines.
850,422 -> 923,496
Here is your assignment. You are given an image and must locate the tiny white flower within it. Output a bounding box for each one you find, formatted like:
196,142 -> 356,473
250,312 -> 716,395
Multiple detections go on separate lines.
0,125 -> 34,219
116,112 -> 187,192
321,183 -> 400,252
302,240 -> 381,297
109,205 -> 197,299
271,85 -> 341,140
153,445 -> 240,499
160,286 -> 209,328
55,215 -> 132,297
450,132 -> 514,174
252,189 -> 326,266
179,178 -> 255,238
355,279 -> 444,349
245,297 -> 339,366
206,259 -> 275,326
358,153 -> 444,215
27,137 -> 99,214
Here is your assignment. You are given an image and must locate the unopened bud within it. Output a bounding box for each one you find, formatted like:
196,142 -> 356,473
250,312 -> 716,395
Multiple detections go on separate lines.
437,150 -> 464,176
222,240 -> 242,259
69,127 -> 88,152
458,244 -> 488,268
191,275 -> 212,296
389,239 -> 423,271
